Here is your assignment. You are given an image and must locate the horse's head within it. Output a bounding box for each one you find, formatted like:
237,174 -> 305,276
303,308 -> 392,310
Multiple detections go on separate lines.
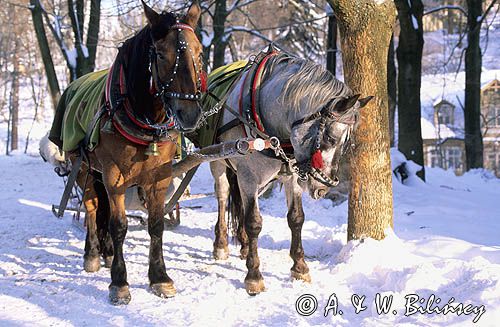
290,94 -> 373,199
142,1 -> 204,133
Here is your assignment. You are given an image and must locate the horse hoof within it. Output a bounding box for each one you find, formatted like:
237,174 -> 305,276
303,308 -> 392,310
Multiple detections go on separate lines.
150,282 -> 176,298
291,271 -> 312,283
109,285 -> 131,305
83,256 -> 100,273
213,248 -> 229,261
245,279 -> 265,296
103,256 -> 113,268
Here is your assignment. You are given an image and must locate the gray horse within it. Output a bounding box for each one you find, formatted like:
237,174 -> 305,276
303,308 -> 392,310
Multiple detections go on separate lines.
207,53 -> 372,295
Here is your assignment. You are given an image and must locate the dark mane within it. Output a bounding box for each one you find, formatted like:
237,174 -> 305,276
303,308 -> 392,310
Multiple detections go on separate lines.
116,12 -> 177,119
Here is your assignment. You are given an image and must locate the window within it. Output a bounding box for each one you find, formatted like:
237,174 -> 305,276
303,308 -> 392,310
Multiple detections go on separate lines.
429,149 -> 440,168
436,104 -> 454,125
486,108 -> 500,127
486,153 -> 500,174
445,147 -> 462,170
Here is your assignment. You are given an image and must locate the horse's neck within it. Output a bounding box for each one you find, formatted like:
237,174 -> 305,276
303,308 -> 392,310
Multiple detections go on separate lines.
119,31 -> 165,123
259,64 -> 315,140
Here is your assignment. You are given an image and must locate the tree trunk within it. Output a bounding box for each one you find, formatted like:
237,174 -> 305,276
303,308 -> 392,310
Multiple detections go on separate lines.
387,34 -> 396,147
464,0 -> 483,169
29,0 -> 61,111
395,0 -> 425,180
10,40 -> 20,152
326,14 -> 337,76
328,0 -> 395,241
86,0 -> 101,73
213,0 -> 228,69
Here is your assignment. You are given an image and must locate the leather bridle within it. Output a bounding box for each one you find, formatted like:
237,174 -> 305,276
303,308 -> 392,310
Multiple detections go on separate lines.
149,20 -> 206,127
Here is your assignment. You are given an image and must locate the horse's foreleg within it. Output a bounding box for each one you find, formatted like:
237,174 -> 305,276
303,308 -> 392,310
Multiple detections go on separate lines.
239,171 -> 265,295
145,179 -> 176,298
80,172 -> 101,273
285,177 -> 311,282
210,162 -> 230,260
103,168 -> 130,305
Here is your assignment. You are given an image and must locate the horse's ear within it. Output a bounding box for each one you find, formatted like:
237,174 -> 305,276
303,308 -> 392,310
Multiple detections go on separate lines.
333,94 -> 360,112
358,95 -> 374,108
184,1 -> 201,28
142,0 -> 160,26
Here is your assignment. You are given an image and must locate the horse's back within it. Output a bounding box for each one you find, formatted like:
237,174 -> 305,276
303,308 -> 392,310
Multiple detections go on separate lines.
49,70 -> 108,152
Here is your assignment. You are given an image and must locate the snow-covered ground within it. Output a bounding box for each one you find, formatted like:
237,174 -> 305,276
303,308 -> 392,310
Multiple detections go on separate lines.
0,149 -> 499,326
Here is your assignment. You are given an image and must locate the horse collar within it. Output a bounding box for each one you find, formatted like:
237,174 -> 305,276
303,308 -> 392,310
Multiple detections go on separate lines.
104,61 -> 173,148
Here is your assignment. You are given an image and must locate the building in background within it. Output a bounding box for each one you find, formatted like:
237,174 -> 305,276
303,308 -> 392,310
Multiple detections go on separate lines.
421,76 -> 500,177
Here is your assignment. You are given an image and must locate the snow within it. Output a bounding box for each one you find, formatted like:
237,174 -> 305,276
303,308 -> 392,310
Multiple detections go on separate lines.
0,148 -> 499,326
411,15 -> 419,31
66,48 -> 77,69
421,118 -> 457,139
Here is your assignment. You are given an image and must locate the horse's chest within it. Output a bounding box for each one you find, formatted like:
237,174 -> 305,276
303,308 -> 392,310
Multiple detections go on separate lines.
96,133 -> 175,185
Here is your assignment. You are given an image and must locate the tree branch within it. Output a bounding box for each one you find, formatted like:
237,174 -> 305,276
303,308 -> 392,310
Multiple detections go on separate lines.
424,5 -> 467,16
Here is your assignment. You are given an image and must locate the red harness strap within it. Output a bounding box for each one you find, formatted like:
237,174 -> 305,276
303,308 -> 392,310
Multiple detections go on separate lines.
104,62 -> 172,146
235,51 -> 294,149
251,51 -> 278,132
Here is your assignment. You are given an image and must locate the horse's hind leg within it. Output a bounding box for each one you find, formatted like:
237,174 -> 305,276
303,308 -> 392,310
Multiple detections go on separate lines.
94,178 -> 113,268
210,162 -> 230,260
144,178 -> 176,298
284,177 -> 310,282
226,167 -> 248,259
79,171 -> 101,273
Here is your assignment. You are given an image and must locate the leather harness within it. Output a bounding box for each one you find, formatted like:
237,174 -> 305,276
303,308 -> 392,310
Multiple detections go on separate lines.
215,48 -> 294,158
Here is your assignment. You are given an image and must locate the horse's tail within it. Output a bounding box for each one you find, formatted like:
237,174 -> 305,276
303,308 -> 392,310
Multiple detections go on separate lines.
226,167 -> 242,242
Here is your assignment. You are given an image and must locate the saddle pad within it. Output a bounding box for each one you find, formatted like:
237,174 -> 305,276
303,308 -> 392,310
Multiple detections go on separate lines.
194,60 -> 248,148
50,70 -> 108,152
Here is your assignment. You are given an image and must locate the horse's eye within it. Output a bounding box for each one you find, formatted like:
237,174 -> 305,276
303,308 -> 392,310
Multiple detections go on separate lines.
157,53 -> 165,60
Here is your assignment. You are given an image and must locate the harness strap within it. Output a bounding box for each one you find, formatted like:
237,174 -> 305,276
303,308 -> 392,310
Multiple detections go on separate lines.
251,51 -> 278,132
217,118 -> 242,138
55,153 -> 83,218
164,165 -> 199,214
208,91 -> 270,140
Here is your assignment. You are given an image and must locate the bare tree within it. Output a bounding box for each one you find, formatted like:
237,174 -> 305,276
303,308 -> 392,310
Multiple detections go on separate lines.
387,34 -> 396,147
395,0 -> 425,180
29,0 -> 61,110
328,0 -> 395,241
30,0 -> 102,83
464,0 -> 484,169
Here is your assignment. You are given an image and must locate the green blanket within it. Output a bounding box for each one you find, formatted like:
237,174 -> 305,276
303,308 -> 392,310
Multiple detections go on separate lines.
195,60 -> 248,148
49,69 -> 108,152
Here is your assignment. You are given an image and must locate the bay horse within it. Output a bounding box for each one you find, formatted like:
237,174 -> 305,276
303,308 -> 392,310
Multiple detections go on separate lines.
201,52 -> 372,295
49,1 -> 203,304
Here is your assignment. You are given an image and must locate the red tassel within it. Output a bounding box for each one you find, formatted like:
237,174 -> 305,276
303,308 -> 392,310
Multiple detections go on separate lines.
311,150 -> 324,169
200,71 -> 208,93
